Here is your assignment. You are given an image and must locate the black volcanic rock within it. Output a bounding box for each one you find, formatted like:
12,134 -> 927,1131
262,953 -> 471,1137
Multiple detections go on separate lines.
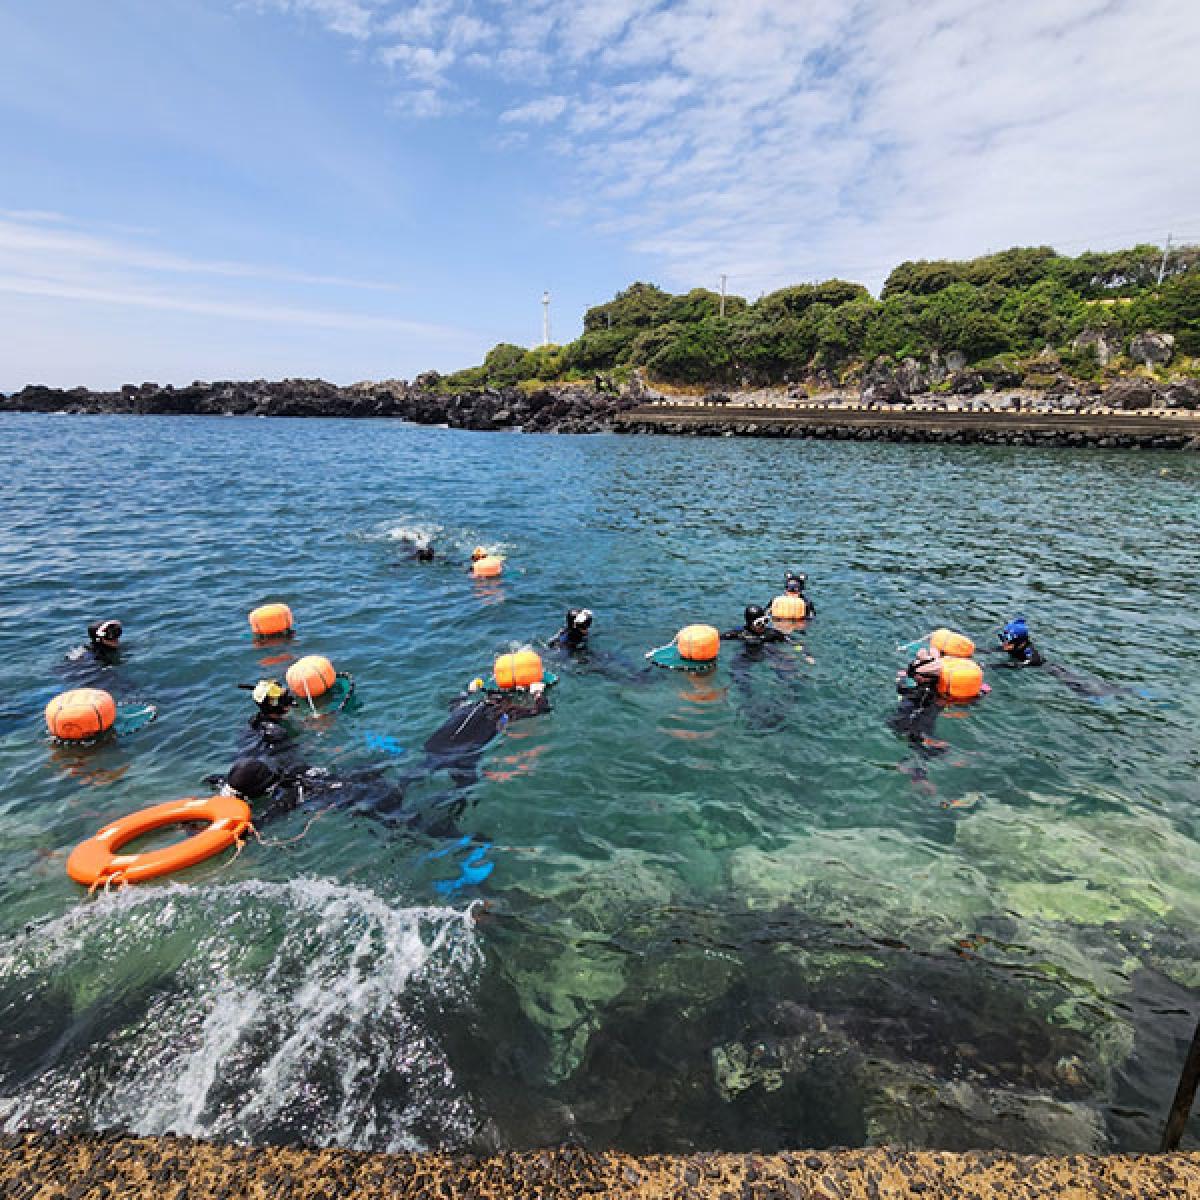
0,378 -> 640,433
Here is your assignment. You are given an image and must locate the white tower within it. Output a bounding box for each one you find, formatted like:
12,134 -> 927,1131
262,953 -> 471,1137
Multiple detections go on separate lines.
541,290 -> 551,347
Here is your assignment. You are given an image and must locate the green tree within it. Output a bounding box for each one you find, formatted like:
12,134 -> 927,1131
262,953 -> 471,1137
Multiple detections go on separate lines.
583,282 -> 672,333
483,342 -> 534,385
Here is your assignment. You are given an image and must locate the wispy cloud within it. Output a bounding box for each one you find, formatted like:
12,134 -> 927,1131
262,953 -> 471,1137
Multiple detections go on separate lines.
0,213 -> 470,338
0,215 -> 409,293
0,274 -> 457,336
500,95 -> 566,125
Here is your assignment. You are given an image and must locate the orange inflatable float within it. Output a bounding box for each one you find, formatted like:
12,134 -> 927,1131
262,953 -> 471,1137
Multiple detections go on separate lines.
677,624 -> 720,662
493,649 -> 544,689
770,594 -> 809,621
930,628 -> 975,658
249,603 -> 294,637
472,555 -> 504,578
45,689 -> 117,741
937,658 -> 984,700
66,794 -> 253,888
286,654 -> 336,700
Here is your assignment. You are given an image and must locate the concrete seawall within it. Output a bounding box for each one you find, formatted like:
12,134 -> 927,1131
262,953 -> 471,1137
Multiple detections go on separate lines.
615,403 -> 1200,450
3,1132 -> 1199,1200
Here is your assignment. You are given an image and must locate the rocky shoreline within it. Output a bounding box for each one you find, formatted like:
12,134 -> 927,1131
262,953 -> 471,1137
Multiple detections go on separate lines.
0,378 -> 640,434
3,373 -> 1200,448
3,1131 -> 1199,1200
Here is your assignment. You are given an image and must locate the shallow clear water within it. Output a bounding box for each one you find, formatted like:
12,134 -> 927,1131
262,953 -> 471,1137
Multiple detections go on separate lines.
0,413 -> 1198,1154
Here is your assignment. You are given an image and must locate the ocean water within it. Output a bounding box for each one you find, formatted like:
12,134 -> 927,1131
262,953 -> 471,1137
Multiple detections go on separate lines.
0,413 -> 1197,1154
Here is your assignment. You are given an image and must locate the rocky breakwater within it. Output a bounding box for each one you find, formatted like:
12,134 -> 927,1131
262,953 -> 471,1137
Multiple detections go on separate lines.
1,378 -> 640,434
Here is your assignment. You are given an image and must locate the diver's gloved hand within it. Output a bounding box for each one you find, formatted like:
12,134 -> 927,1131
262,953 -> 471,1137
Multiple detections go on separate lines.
528,681 -> 546,697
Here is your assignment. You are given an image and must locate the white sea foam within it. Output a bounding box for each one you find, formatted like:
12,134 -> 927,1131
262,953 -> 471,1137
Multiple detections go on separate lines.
0,878 -> 481,1151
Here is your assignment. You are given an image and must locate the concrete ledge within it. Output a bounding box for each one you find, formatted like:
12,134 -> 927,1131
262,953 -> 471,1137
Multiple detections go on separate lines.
614,404 -> 1200,449
618,403 -> 1200,436
3,1132 -> 1199,1200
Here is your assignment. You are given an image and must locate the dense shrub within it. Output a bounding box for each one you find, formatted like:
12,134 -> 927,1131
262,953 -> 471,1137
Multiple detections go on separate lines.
446,243 -> 1196,389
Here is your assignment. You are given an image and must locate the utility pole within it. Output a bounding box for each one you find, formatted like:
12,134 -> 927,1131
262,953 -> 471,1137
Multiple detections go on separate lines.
1157,234 -> 1173,286
541,291 -> 551,347
719,274 -> 728,318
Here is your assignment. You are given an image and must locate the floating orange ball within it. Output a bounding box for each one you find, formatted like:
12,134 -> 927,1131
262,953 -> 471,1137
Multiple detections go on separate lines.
472,556 -> 504,578
770,594 -> 809,621
937,658 -> 984,700
286,654 -> 337,700
45,689 -> 117,741
493,649 -> 543,689
249,603 -> 294,637
930,628 -> 975,658
677,624 -> 720,662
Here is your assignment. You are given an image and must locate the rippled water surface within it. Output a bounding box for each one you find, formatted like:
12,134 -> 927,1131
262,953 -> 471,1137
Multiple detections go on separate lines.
1,414 -> 1198,1154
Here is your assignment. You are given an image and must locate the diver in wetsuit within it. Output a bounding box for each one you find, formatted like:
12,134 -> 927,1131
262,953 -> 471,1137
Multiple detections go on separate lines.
422,681 -> 550,786
85,620 -> 123,662
63,620 -> 124,672
217,754 -> 405,824
345,678 -> 552,835
236,678 -> 299,756
992,616 -> 1044,667
890,646 -> 947,754
722,605 -> 799,730
549,608 -> 594,654
987,615 -> 1144,700
723,605 -> 790,648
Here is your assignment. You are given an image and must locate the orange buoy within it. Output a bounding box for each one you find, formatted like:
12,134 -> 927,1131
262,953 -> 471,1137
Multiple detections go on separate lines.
286,654 -> 336,701
770,594 -> 809,621
45,689 -> 117,741
66,794 -> 252,887
937,658 -> 984,701
472,555 -> 504,578
677,624 -> 720,662
493,649 -> 543,689
930,628 -> 975,658
249,603 -> 294,638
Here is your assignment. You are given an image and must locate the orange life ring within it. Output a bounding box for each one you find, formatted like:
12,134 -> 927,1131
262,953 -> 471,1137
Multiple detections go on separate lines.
66,794 -> 252,888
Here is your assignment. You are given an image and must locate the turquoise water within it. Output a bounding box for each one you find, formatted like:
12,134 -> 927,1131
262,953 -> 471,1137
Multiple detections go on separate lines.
1,413 -> 1198,1154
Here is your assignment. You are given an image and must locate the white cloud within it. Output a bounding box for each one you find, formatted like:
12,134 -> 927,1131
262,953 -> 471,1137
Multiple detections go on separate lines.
500,94 -> 566,124
263,0 -> 378,40
262,0 -> 1200,294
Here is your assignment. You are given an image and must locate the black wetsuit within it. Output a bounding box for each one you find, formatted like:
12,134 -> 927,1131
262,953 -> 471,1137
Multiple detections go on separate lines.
422,691 -> 550,785
354,690 -> 550,834
722,625 -> 796,731
993,637 -> 1045,668
890,664 -> 945,756
549,627 -> 588,654
722,626 -> 790,648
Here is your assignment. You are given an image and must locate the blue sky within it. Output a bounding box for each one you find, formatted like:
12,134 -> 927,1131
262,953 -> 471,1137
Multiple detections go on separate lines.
2,0 -> 1198,389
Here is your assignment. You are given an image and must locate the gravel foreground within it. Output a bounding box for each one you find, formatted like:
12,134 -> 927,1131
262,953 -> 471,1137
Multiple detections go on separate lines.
2,1132 -> 1199,1199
